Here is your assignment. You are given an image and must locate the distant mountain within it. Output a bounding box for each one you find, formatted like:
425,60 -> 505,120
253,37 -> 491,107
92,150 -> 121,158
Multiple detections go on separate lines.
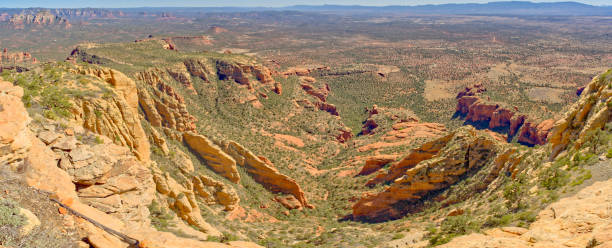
1,2 -> 610,16
286,1 -> 612,16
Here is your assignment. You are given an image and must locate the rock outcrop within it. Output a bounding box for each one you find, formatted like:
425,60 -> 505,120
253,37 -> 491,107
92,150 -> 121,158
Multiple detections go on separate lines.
31,124 -> 156,224
356,155 -> 399,176
549,69 -> 612,159
183,132 -> 240,183
440,178 -> 612,248
455,84 -> 553,146
73,66 -> 150,161
7,10 -> 71,29
152,165 -> 222,236
136,68 -> 198,134
222,141 -> 312,209
354,126 -> 501,221
358,121 -> 447,153
0,81 -> 31,166
1,81 -> 265,248
0,48 -> 37,64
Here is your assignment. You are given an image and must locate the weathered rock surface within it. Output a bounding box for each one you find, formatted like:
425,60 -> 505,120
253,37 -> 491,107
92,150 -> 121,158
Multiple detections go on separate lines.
358,121 -> 447,153
183,132 -> 240,183
0,81 -> 31,165
440,178 -> 612,248
354,126 -> 500,221
455,84 -> 553,146
136,69 -> 198,133
72,67 -> 150,161
1,79 -> 281,248
222,141 -> 312,209
152,165 -> 222,236
357,155 -> 399,176
549,69 -> 612,159
8,10 -> 70,29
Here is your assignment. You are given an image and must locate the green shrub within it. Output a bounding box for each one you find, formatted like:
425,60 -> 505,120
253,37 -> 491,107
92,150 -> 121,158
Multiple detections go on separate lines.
0,198 -> 25,228
392,233 -> 405,240
40,86 -> 72,119
428,215 -> 481,246
540,165 -> 569,190
148,200 -> 175,231
570,170 -> 592,187
503,180 -> 526,210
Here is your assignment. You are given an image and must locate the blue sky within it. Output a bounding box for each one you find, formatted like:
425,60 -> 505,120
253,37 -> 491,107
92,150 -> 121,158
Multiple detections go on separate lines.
0,0 -> 610,8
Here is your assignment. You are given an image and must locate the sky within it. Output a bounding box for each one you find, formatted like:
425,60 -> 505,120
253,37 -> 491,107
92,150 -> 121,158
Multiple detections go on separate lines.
0,0 -> 610,8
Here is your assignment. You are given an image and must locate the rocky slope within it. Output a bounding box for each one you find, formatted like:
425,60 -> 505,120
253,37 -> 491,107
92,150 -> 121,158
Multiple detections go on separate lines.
0,77 -> 267,247
353,126 -> 503,221
439,177 -> 612,248
3,35 -> 608,247
351,69 -> 612,229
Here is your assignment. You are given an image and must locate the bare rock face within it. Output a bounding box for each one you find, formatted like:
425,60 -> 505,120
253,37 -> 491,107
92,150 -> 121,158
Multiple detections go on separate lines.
71,94 -> 150,161
314,101 -> 339,116
167,64 -> 197,94
354,126 -> 500,221
440,178 -> 612,248
183,58 -> 213,82
360,105 -> 420,136
216,60 -> 250,85
70,145 -> 155,224
301,82 -> 329,102
2,82 -> 258,248
357,155 -> 399,176
222,141 -> 312,209
455,84 -> 552,145
73,67 -> 150,161
335,126 -> 354,143
0,81 -> 31,165
192,174 -> 240,210
183,132 -> 240,183
549,69 -> 612,159
358,121 -> 447,153
152,165 -> 222,236
8,11 -> 71,29
516,119 -> 554,146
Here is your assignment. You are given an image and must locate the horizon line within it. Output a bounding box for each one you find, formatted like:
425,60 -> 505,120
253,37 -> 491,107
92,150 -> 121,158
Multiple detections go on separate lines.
1,1 -> 611,9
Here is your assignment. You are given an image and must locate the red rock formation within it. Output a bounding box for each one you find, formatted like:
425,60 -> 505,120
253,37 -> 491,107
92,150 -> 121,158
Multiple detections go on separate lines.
466,100 -> 499,123
357,155 -> 398,176
335,127 -> 353,143
301,83 -> 329,102
8,11 -> 71,29
314,101 -> 339,116
282,66 -> 331,76
0,48 -> 37,64
361,119 -> 379,135
517,119 -> 554,146
209,26 -> 228,33
354,127 -> 499,221
222,141 -> 313,209
456,84 -> 553,145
